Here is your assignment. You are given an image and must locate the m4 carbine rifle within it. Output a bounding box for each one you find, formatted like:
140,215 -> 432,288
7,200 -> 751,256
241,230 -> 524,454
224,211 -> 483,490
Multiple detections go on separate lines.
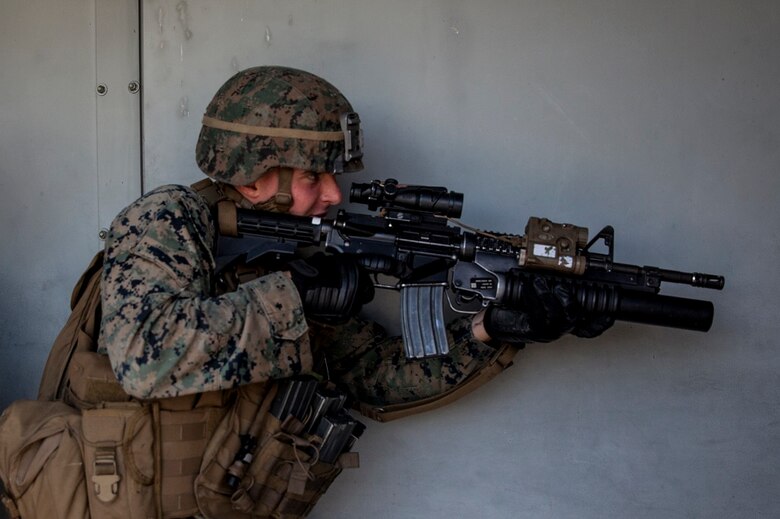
216,178 -> 725,359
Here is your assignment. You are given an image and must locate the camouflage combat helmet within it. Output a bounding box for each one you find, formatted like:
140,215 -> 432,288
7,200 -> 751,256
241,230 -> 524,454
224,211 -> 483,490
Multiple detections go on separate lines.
196,66 -> 363,189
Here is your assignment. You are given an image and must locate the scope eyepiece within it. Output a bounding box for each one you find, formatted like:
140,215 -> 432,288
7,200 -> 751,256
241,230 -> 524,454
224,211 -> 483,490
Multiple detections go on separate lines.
350,178 -> 464,218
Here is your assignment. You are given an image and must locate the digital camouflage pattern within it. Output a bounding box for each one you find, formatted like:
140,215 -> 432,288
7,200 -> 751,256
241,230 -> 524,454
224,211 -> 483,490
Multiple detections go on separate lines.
99,185 -> 500,406
196,66 -> 362,186
98,185 -> 311,399
310,318 -> 498,406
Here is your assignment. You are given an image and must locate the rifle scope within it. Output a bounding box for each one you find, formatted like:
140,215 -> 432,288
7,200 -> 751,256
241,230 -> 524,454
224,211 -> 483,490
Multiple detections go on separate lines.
350,178 -> 464,218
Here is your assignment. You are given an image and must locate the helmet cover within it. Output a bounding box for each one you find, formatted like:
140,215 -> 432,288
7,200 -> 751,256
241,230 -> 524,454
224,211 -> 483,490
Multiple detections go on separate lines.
196,66 -> 363,186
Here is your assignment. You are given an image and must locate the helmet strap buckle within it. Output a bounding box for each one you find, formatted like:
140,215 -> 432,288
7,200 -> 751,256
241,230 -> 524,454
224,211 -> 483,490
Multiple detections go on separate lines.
274,192 -> 293,210
273,167 -> 294,212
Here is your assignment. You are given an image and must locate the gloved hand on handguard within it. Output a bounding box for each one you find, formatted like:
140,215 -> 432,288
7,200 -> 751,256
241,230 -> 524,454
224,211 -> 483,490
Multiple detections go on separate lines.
472,275 -> 614,344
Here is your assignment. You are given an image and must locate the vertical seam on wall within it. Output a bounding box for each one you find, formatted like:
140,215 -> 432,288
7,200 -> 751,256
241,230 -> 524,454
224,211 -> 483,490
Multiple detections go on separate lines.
137,0 -> 145,195
94,0 -> 101,239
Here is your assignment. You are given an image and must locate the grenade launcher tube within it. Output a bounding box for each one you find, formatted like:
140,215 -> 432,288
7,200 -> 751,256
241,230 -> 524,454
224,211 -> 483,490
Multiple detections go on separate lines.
613,291 -> 714,332
501,272 -> 715,332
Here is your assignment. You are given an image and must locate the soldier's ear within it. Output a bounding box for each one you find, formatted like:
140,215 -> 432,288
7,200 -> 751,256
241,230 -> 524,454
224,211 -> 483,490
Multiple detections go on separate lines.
234,182 -> 261,203
235,169 -> 278,204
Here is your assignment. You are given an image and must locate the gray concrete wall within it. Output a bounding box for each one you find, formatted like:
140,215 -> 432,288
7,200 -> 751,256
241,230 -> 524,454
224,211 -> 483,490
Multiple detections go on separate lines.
0,0 -> 141,405
1,0 -> 97,395
2,1 -> 779,517
0,0 -> 142,403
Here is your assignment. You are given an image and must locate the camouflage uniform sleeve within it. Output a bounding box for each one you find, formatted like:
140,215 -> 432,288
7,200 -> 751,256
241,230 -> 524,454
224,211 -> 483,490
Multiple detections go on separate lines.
98,185 -> 311,399
317,316 -> 499,407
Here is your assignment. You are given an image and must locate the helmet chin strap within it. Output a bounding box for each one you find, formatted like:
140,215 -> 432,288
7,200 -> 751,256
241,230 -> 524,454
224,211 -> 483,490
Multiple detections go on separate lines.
251,167 -> 294,213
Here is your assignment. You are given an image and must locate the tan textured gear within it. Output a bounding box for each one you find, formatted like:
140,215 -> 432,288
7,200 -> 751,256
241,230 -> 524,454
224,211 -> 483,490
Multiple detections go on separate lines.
195,66 -> 363,186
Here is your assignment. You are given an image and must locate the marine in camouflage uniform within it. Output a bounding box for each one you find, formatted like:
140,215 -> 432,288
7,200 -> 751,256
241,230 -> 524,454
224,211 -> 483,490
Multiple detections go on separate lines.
0,67 -> 610,519
98,66 -> 500,407
98,182 -> 497,403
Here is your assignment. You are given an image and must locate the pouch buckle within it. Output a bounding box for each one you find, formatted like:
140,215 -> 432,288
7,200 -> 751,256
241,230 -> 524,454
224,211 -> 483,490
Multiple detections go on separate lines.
92,449 -> 121,503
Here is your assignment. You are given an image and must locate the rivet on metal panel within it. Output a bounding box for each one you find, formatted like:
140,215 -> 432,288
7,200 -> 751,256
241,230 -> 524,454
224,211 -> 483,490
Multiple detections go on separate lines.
96,84 -> 108,96
128,81 -> 140,94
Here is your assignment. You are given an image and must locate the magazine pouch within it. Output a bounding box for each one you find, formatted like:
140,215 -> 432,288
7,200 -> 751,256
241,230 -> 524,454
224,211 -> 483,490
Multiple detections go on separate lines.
80,402 -> 156,519
195,381 -> 359,519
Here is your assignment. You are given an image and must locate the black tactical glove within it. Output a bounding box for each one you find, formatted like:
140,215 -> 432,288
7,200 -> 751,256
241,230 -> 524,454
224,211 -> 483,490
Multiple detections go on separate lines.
288,253 -> 374,323
571,313 -> 615,338
482,275 -> 613,344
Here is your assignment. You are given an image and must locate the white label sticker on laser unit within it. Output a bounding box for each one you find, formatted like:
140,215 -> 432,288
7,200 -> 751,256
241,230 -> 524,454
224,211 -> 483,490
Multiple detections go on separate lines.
534,244 -> 557,258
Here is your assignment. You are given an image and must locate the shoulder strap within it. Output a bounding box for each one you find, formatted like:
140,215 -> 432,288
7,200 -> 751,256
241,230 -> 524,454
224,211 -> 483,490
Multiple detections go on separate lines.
357,343 -> 521,422
190,178 -> 224,207
37,250 -> 105,401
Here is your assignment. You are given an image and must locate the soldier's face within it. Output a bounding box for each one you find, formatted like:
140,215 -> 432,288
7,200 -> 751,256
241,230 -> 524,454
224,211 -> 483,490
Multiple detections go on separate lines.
288,170 -> 343,216
248,168 -> 343,216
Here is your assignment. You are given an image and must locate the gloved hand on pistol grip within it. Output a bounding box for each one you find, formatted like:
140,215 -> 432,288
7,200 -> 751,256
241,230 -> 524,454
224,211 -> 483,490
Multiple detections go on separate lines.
288,253 -> 374,323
